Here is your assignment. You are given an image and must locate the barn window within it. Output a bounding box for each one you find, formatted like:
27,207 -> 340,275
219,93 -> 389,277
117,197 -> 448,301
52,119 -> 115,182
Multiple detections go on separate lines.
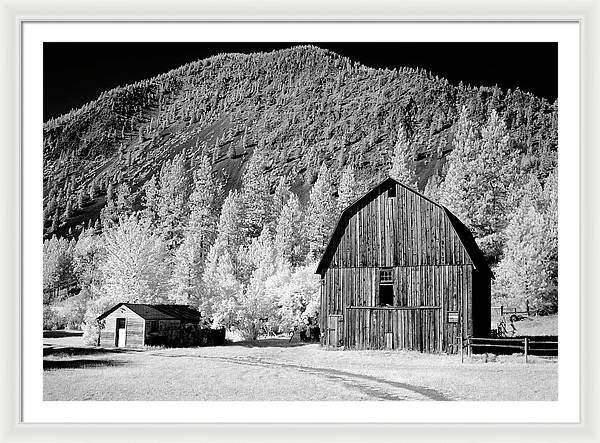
387,187 -> 396,198
380,268 -> 393,283
379,268 -> 394,306
148,320 -> 159,333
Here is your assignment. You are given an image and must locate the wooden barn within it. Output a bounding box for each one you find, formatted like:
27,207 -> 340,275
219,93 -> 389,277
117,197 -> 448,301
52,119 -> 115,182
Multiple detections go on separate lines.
316,177 -> 493,353
97,303 -> 225,348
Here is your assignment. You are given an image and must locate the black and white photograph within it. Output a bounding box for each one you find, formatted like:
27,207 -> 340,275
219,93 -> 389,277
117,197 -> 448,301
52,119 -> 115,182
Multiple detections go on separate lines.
40,39 -> 560,403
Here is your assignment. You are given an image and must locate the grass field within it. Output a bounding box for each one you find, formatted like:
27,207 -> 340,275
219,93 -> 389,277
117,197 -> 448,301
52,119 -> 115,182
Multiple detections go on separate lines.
43,333 -> 557,401
510,314 -> 558,336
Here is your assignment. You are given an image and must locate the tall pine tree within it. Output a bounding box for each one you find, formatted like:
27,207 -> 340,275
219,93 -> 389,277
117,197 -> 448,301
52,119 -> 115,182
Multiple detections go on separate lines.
169,156 -> 220,305
305,162 -> 337,260
155,153 -> 191,249
389,123 -> 417,188
241,146 -> 273,238
438,108 -> 521,262
274,192 -> 306,267
493,174 -> 557,313
337,164 -> 359,212
203,189 -> 245,282
272,175 -> 291,220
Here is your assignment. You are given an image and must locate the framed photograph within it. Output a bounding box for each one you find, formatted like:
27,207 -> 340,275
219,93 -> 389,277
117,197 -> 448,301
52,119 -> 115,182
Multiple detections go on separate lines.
2,0 -> 598,442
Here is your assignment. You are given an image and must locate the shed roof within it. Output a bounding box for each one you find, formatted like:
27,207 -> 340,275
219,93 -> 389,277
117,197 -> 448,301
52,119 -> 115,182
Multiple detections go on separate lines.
97,303 -> 202,321
315,177 -> 493,278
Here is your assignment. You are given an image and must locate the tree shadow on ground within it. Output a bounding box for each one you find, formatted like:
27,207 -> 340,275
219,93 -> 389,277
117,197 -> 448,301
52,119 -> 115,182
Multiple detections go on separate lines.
43,346 -> 145,357
230,338 -> 313,348
43,330 -> 84,338
43,358 -> 126,370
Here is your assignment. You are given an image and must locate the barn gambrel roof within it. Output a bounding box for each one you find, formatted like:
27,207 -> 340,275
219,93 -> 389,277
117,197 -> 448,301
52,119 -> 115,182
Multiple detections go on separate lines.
315,177 -> 494,278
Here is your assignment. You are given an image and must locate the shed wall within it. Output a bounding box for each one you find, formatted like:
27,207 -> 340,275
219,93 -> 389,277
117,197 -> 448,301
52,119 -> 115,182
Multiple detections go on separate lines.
99,308 -> 145,347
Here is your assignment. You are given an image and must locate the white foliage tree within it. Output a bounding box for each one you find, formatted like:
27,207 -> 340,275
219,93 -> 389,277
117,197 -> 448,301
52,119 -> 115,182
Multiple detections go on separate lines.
389,123 -> 417,188
169,156 -> 220,305
203,249 -> 242,328
274,192 -> 306,267
82,215 -> 171,344
439,108 -> 521,261
337,164 -> 360,212
305,162 -> 337,260
98,215 -> 171,304
156,152 -> 191,249
277,261 -> 321,334
272,175 -> 291,220
201,190 -> 246,322
235,227 -> 279,339
140,174 -> 160,226
493,172 -> 558,313
203,189 -> 245,277
43,235 -> 75,301
241,146 -> 273,238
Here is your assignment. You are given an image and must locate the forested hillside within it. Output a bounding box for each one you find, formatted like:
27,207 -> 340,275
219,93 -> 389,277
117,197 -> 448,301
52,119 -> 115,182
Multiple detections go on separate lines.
42,45 -> 558,339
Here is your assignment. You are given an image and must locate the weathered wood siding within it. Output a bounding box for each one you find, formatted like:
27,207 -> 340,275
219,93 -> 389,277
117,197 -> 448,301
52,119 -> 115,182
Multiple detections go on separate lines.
99,306 -> 145,347
345,307 -> 441,352
319,181 -> 488,354
322,264 -> 472,352
320,182 -> 473,269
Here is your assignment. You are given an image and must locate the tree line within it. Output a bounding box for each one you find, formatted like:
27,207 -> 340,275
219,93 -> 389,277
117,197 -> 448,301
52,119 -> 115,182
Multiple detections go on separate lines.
43,147 -> 361,343
44,107 -> 558,343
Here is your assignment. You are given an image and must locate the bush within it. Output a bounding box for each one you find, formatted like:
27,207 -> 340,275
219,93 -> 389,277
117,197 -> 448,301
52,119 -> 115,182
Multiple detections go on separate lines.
81,320 -> 101,346
43,305 -> 67,330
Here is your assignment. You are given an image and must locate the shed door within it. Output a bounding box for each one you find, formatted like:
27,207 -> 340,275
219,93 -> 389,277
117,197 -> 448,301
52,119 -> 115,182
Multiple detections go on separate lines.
116,318 -> 126,347
327,315 -> 343,348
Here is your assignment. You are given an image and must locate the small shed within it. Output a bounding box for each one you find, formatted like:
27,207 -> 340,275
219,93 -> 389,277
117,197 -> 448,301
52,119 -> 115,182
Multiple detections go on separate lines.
316,178 -> 493,353
97,303 -> 225,348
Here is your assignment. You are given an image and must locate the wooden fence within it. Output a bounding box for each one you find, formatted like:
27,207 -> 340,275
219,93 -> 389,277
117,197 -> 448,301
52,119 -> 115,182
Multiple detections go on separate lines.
43,279 -> 80,300
460,336 -> 558,363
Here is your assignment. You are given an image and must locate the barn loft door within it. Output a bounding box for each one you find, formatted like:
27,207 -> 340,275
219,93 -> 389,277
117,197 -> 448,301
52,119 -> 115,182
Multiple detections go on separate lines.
116,318 -> 126,347
378,268 -> 394,307
326,315 -> 343,348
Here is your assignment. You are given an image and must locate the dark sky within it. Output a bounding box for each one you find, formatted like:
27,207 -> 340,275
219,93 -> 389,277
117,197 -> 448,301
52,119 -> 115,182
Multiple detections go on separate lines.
43,42 -> 558,121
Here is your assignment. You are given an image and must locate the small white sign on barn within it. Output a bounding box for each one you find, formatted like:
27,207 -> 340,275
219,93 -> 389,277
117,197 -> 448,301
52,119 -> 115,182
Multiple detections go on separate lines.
447,311 -> 459,323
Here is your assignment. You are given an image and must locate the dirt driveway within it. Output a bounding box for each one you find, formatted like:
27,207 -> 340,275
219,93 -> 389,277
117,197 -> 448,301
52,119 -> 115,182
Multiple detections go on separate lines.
43,336 -> 557,401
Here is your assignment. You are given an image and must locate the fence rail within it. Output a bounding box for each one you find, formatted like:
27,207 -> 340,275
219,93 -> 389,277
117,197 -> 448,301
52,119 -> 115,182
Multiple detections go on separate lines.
460,336 -> 558,363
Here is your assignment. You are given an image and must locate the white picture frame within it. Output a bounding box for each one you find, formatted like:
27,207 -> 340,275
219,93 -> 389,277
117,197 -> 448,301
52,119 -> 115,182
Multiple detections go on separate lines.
2,0 -> 599,441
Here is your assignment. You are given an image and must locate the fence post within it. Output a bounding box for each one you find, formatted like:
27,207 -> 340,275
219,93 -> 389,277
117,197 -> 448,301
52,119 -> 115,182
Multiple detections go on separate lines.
500,305 -> 503,317
468,337 -> 472,357
524,337 -> 528,363
460,337 -> 464,363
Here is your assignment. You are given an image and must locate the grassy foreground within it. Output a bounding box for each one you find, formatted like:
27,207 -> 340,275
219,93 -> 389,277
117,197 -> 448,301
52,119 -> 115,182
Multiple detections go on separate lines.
510,314 -> 558,336
43,334 -> 557,402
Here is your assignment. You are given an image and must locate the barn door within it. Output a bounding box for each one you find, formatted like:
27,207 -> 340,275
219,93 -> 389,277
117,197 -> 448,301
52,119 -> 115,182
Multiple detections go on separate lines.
327,315 -> 343,348
418,308 -> 441,353
116,318 -> 126,347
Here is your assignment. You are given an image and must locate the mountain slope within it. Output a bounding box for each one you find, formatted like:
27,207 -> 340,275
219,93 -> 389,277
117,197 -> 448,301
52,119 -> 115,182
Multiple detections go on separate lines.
43,45 -> 558,238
